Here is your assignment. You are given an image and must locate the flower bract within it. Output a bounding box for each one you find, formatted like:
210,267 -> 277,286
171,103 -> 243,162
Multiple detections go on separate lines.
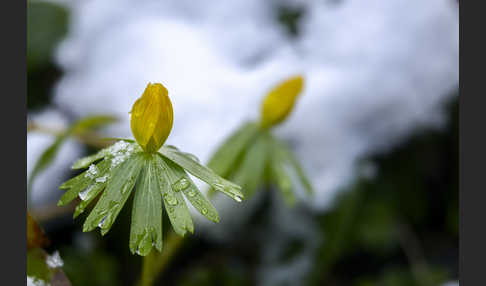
58,141 -> 243,255
208,123 -> 312,205
58,82 -> 243,256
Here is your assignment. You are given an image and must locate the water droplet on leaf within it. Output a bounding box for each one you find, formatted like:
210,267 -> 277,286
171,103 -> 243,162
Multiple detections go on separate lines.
78,185 -> 93,201
172,178 -> 190,191
164,193 -> 178,206
187,189 -> 196,197
183,152 -> 200,163
98,216 -> 107,228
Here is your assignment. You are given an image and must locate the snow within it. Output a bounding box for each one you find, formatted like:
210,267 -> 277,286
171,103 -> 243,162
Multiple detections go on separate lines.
27,276 -> 49,286
45,250 -> 64,268
85,164 -> 98,179
52,0 -> 457,210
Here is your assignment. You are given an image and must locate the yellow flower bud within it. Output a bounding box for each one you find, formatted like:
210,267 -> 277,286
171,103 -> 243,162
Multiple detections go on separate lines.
260,75 -> 304,128
130,83 -> 173,153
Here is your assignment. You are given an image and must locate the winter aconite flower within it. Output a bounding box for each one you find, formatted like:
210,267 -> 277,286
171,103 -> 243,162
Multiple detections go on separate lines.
130,83 -> 173,153
208,75 -> 312,205
58,83 -> 243,256
260,75 -> 304,128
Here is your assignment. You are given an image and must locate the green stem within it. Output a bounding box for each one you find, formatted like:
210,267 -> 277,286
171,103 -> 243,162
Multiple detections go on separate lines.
140,251 -> 156,286
136,231 -> 186,286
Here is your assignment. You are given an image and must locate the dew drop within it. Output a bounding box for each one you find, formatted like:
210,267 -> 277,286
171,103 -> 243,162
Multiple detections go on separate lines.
108,200 -> 120,211
164,193 -> 178,206
213,183 -> 224,190
78,185 -> 93,201
95,175 -> 109,183
172,178 -> 190,191
187,190 -> 196,197
201,207 -> 208,215
98,216 -> 107,228
183,152 -> 200,163
121,180 -> 133,194
234,195 -> 243,203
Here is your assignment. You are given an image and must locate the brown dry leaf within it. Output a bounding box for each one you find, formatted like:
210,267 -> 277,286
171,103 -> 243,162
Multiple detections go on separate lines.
27,212 -> 50,249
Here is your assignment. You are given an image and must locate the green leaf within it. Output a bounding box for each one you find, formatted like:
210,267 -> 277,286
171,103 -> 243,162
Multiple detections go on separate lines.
70,115 -> 118,134
72,183 -> 105,218
83,153 -> 144,235
270,153 -> 296,206
155,155 -> 194,236
158,155 -> 219,223
232,133 -> 268,198
28,133 -> 68,200
273,136 -> 313,195
160,146 -> 244,202
100,137 -> 135,143
29,115 -> 117,205
207,121 -> 260,178
181,178 -> 220,223
59,167 -> 91,190
72,140 -> 140,169
130,157 -> 163,256
58,159 -> 111,206
71,148 -> 108,170
72,166 -> 112,218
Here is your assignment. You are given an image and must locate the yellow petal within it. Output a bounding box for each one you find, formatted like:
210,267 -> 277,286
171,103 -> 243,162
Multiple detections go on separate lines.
130,83 -> 173,152
260,75 -> 304,128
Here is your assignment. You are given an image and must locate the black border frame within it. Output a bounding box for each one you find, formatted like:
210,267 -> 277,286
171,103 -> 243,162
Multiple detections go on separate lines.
459,0 -> 485,285
3,0 -> 27,284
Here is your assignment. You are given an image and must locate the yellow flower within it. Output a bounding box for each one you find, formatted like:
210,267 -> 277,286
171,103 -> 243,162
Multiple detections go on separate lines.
260,75 -> 304,128
130,83 -> 173,153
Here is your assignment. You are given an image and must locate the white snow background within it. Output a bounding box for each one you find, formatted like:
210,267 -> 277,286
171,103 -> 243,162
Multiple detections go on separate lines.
28,0 -> 458,284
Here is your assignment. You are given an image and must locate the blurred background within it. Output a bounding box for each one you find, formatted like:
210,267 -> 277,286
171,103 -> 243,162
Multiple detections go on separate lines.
27,0 -> 458,285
